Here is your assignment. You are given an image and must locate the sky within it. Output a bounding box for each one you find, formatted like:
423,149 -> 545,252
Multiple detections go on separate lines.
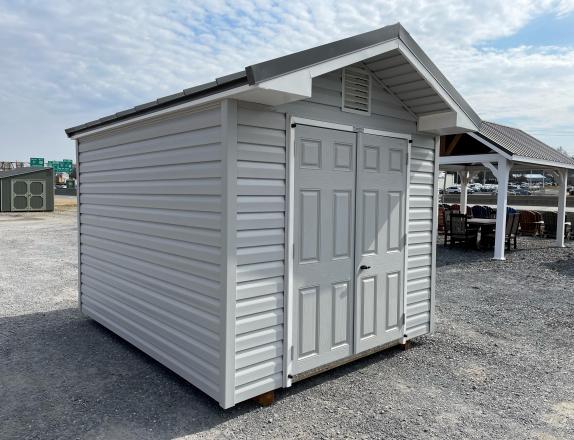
1,0 -> 574,162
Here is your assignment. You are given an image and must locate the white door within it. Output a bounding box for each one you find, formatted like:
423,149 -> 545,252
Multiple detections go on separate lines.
354,133 -> 407,353
292,126 -> 408,374
292,125 -> 356,374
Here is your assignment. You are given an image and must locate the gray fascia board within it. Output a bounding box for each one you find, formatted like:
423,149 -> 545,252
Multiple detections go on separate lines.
65,75 -> 248,137
245,23 -> 401,84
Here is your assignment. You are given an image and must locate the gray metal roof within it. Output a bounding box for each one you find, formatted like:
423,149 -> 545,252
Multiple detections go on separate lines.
66,22 -> 481,138
477,121 -> 574,166
0,167 -> 52,179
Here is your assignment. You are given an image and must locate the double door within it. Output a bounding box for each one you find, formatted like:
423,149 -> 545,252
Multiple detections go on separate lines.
292,124 -> 408,374
11,180 -> 46,211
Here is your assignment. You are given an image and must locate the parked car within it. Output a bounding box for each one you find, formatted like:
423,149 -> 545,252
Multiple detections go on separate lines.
446,186 -> 461,194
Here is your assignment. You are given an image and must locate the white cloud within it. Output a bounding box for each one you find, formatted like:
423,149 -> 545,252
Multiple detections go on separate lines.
0,0 -> 573,160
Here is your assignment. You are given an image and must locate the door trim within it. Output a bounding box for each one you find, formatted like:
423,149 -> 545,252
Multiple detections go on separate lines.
283,116 -> 412,387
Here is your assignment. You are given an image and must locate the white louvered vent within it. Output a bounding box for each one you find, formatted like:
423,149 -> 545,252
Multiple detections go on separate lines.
342,67 -> 371,114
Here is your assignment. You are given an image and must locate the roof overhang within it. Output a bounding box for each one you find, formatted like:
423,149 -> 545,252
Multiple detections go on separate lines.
440,133 -> 574,171
67,23 -> 481,139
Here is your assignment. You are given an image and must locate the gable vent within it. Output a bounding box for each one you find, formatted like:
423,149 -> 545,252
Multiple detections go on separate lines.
342,67 -> 371,114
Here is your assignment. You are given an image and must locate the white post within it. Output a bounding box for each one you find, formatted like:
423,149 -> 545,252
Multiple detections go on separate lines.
458,170 -> 469,215
556,168 -> 568,247
494,159 -> 512,260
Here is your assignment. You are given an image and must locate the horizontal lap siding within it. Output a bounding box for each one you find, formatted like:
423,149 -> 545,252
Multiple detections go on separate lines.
406,135 -> 435,338
234,105 -> 286,403
78,106 -> 224,401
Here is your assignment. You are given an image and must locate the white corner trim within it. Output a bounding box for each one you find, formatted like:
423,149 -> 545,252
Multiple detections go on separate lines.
283,115 -> 296,388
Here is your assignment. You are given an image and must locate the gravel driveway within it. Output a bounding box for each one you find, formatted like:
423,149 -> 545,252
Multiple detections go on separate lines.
1,210 -> 573,439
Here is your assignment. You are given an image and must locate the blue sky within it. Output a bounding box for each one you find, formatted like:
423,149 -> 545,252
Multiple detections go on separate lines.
1,0 -> 573,162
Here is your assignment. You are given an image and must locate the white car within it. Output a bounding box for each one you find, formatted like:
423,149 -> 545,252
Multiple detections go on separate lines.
446,186 -> 461,194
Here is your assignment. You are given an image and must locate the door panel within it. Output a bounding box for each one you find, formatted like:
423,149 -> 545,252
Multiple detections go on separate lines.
11,180 -> 29,211
354,133 -> 407,353
292,125 -> 356,374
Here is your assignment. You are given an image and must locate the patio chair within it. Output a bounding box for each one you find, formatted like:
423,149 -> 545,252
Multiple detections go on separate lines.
438,207 -> 445,234
542,211 -> 572,239
483,213 -> 519,250
443,209 -> 452,245
542,212 -> 558,238
566,213 -> 574,240
451,203 -> 460,213
449,214 -> 478,248
519,210 -> 538,236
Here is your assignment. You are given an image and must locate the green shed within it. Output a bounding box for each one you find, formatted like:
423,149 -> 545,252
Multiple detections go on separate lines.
0,167 -> 54,212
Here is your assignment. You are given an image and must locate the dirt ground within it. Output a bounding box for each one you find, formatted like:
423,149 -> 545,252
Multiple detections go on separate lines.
1,207 -> 573,439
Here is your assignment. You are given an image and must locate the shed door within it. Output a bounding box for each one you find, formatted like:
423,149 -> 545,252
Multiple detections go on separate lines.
292,126 -> 408,375
292,125 -> 356,374
354,133 -> 407,353
28,180 -> 46,210
10,180 -> 46,211
11,180 -> 29,211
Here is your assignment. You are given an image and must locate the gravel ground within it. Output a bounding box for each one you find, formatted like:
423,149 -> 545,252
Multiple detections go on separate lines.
1,209 -> 573,440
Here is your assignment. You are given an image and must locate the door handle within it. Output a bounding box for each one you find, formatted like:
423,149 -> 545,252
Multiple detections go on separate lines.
359,265 -> 371,270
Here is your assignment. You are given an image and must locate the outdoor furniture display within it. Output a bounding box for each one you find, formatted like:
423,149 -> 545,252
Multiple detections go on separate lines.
450,214 -> 478,248
541,211 -> 571,239
566,213 -> 574,239
438,207 -> 445,233
468,217 -> 497,249
519,210 -> 539,236
482,213 -> 519,251
443,209 -> 452,245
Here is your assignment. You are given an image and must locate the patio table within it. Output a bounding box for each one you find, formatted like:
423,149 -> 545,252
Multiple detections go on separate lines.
467,218 -> 496,249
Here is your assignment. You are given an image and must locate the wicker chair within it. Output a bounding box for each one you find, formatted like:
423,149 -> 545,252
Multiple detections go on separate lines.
449,214 -> 478,248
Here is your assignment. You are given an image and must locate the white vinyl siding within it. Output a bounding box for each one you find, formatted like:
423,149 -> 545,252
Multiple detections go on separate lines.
77,105 -> 224,401
406,134 -> 435,338
233,104 -> 286,403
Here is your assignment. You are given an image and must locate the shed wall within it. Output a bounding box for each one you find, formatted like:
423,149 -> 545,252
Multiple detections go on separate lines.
77,105 -> 225,402
233,104 -> 287,403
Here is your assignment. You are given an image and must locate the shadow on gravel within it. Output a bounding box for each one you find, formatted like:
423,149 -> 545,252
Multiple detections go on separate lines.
0,307 -> 409,440
0,308 -> 249,439
543,258 -> 574,277
436,244 -> 492,267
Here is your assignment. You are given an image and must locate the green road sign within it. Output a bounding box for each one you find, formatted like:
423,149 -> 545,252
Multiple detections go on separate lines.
30,157 -> 44,167
47,159 -> 73,173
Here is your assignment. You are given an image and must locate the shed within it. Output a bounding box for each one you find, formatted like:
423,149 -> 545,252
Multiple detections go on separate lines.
65,23 -> 480,408
0,167 -> 54,212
